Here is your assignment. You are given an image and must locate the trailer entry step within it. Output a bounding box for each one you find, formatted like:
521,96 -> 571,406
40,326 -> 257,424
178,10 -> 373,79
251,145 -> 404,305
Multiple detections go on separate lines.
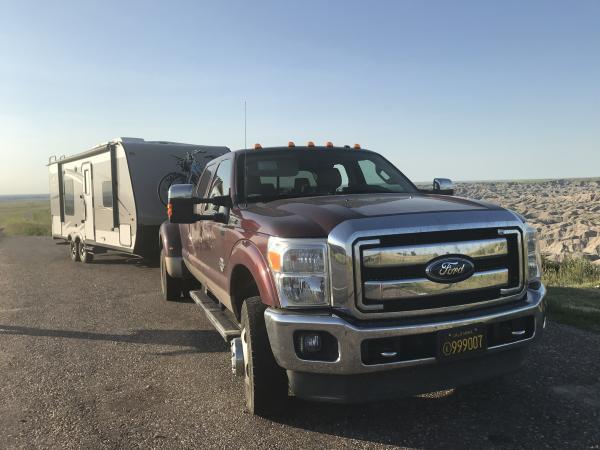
189,290 -> 241,342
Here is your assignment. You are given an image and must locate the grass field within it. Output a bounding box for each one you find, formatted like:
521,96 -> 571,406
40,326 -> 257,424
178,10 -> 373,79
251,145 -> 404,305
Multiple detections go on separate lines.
543,258 -> 600,332
0,200 -> 51,236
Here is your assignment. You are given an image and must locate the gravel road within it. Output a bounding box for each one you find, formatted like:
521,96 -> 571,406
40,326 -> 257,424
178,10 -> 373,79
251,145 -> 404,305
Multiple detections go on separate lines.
1,236 -> 599,449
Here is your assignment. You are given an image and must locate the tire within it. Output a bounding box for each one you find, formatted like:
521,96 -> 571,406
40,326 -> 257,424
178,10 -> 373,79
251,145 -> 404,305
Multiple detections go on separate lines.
69,240 -> 80,262
157,172 -> 188,206
241,297 -> 288,416
79,243 -> 93,263
160,249 -> 183,301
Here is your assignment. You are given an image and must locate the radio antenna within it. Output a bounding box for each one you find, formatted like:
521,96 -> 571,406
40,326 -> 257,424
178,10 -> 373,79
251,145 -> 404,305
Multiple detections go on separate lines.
243,100 -> 248,207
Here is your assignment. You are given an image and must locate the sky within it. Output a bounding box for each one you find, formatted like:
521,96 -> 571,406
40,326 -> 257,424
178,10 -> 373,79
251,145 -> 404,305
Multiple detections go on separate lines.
0,0 -> 599,195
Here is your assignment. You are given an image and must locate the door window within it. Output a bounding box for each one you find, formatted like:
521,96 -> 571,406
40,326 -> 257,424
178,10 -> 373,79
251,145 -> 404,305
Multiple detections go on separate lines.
207,159 -> 232,214
195,163 -> 216,198
84,169 -> 91,195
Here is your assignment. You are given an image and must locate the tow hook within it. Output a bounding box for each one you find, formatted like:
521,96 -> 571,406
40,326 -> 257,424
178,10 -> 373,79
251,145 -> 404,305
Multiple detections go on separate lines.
230,337 -> 244,377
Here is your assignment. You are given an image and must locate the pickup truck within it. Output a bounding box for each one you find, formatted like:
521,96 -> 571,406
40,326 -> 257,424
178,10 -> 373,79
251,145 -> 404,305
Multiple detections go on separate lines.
159,143 -> 546,416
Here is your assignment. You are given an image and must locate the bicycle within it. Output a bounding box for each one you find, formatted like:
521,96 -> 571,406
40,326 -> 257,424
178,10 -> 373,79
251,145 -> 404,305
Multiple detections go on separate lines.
157,149 -> 211,206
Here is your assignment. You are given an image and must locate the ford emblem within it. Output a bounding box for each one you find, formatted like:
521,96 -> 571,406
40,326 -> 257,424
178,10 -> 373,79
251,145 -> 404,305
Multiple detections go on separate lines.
425,256 -> 475,284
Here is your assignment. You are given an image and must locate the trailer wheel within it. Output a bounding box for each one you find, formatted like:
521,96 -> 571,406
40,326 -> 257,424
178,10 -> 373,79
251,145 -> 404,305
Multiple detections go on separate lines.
70,240 -> 80,262
160,249 -> 183,301
241,297 -> 288,416
79,244 -> 93,263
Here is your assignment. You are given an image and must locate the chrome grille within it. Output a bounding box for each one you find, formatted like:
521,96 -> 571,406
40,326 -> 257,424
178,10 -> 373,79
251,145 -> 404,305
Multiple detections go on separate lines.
354,228 -> 524,315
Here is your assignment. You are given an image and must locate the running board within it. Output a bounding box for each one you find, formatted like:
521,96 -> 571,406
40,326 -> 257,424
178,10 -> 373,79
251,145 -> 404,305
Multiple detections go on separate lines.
189,289 -> 240,342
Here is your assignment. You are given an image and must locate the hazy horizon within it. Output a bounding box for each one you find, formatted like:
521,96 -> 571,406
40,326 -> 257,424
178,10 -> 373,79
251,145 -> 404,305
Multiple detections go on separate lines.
1,0 -> 599,195
3,175 -> 600,197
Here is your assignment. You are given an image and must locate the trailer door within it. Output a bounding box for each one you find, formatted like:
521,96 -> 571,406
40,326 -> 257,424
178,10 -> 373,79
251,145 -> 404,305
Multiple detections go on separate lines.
82,162 -> 95,241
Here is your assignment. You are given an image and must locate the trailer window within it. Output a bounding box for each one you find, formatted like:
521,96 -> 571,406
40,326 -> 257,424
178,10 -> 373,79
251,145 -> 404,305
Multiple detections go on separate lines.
63,179 -> 75,216
102,181 -> 113,208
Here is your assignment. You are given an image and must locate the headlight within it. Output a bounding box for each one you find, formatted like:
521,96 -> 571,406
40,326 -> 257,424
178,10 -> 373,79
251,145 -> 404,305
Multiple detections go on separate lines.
267,237 -> 330,308
525,225 -> 542,281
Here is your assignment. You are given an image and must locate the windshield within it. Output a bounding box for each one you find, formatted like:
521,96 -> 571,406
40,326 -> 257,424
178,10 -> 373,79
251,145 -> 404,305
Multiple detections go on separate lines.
237,149 -> 417,203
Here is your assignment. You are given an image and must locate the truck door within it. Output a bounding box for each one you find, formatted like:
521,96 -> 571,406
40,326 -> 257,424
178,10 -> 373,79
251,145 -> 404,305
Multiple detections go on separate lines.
196,158 -> 233,308
81,162 -> 95,241
183,162 -> 216,266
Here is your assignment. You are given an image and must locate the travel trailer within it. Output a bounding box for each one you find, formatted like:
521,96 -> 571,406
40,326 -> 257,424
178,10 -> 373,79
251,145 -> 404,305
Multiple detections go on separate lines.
48,137 -> 229,262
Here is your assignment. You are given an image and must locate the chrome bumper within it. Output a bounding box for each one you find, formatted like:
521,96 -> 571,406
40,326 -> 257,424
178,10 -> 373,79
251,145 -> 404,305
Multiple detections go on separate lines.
264,285 -> 546,375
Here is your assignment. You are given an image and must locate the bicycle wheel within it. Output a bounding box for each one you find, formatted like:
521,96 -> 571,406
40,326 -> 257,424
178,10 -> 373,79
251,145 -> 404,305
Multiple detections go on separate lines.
157,172 -> 188,206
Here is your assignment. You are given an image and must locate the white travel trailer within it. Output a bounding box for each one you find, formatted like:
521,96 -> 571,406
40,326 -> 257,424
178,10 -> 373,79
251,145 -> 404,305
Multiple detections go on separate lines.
48,137 -> 229,262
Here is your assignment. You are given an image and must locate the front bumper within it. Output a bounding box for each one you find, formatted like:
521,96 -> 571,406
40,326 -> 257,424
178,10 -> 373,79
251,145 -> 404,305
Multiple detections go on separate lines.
264,285 -> 546,377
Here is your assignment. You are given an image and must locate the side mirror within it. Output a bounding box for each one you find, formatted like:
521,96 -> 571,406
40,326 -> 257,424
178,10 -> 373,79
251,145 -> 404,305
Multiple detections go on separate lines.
433,178 -> 454,195
168,184 -> 196,224
167,184 -> 233,224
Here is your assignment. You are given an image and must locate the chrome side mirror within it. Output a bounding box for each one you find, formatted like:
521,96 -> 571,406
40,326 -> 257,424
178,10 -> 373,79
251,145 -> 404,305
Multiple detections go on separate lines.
433,178 -> 454,195
167,184 -> 231,224
168,184 -> 195,223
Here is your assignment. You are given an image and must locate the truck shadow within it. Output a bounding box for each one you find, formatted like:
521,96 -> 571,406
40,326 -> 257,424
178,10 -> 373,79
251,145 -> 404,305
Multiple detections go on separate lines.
89,255 -> 160,268
271,383 -> 528,448
0,324 -> 226,354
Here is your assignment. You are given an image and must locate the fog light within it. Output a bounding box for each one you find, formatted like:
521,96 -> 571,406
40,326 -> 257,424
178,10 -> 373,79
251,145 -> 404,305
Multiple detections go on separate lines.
300,333 -> 322,353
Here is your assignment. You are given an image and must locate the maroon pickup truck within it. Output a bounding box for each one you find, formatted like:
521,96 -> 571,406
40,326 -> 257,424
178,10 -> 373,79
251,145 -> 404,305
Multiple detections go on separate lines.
159,143 -> 546,416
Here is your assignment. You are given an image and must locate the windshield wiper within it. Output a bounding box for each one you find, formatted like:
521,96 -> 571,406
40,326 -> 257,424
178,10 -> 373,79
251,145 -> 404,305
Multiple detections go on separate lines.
340,186 -> 396,195
247,192 -> 340,203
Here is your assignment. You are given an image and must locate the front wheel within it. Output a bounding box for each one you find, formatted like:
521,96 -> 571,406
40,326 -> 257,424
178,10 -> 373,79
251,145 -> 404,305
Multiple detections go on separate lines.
157,172 -> 188,206
241,297 -> 288,416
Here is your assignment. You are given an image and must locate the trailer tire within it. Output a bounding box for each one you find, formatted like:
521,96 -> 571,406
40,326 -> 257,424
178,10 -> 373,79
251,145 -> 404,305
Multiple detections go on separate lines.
70,240 -> 80,262
241,297 -> 288,416
79,244 -> 93,263
160,249 -> 183,301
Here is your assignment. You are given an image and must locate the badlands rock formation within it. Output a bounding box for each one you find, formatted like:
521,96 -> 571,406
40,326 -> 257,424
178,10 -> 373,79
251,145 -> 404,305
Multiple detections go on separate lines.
455,178 -> 600,263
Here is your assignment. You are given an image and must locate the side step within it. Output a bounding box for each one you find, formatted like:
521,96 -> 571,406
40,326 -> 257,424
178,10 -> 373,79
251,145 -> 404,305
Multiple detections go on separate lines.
189,289 -> 240,342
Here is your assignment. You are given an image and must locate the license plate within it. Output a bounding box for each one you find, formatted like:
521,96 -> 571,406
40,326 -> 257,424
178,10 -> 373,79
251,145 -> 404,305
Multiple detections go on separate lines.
436,325 -> 487,360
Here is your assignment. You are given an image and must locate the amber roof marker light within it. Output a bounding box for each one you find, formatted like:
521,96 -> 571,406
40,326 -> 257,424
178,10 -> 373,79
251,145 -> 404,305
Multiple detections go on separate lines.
307,141 -> 315,148
353,143 -> 361,150
288,141 -> 295,148
326,141 -> 334,148
254,143 -> 262,150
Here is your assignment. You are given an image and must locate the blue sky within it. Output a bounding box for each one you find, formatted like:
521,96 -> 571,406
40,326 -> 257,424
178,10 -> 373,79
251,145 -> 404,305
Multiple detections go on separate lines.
1,0 -> 599,194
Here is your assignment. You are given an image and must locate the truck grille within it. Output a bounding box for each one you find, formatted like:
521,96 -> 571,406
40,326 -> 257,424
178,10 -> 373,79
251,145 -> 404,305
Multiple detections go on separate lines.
353,228 -> 524,316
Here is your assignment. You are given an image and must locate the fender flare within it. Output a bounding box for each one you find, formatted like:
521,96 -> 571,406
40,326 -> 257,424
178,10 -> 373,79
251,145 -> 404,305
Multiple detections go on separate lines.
229,239 -> 280,308
159,221 -> 182,258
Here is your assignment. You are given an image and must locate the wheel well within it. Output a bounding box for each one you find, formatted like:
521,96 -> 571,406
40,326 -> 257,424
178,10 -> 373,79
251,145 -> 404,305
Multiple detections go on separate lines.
230,265 -> 260,321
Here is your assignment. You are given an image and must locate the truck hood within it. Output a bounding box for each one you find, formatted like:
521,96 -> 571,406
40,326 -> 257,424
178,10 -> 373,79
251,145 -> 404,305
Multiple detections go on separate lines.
238,193 -> 505,238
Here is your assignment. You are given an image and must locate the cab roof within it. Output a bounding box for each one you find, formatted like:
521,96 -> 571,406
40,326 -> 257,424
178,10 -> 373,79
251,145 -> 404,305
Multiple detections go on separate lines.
233,145 -> 373,155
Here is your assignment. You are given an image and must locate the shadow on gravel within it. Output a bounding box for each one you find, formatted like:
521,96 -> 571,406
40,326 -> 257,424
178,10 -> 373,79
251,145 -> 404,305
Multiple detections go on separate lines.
271,382 -> 528,448
88,256 -> 160,269
0,325 -> 226,353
